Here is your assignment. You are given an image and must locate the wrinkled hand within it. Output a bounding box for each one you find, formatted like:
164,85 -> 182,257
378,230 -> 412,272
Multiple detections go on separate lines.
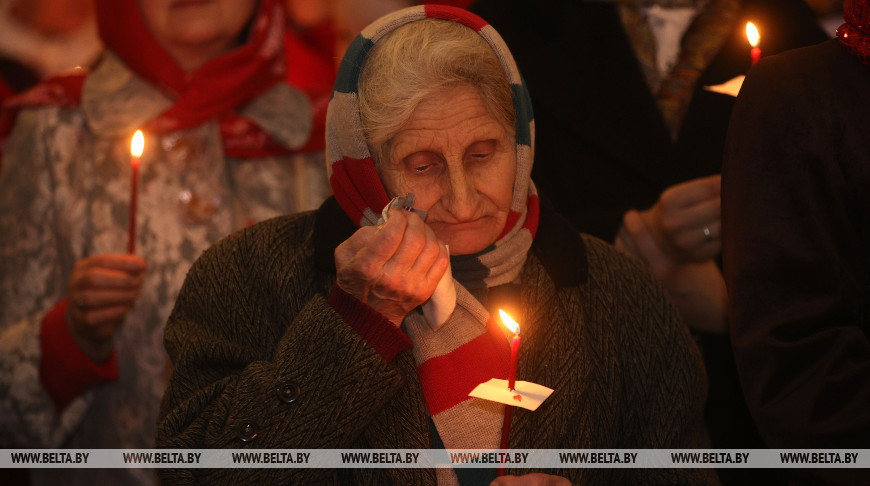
635,174 -> 722,263
66,254 -> 146,361
335,208 -> 449,326
490,472 -> 572,486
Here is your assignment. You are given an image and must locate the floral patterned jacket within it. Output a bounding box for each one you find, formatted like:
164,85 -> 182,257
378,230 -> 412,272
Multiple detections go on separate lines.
0,53 -> 330,486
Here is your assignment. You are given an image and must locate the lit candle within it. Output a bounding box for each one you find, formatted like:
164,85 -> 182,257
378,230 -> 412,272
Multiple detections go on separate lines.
128,130 -> 144,254
499,309 -> 521,391
746,22 -> 761,65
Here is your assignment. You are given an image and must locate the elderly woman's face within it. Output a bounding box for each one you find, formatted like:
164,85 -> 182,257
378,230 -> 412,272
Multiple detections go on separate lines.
381,85 -> 516,256
138,0 -> 257,70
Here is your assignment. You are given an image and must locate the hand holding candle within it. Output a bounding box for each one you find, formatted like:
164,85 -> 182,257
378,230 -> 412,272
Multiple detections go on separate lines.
746,22 -> 761,65
128,130 -> 144,254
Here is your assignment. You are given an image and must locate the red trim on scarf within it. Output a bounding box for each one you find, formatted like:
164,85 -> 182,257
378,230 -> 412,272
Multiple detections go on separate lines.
499,211 -> 521,240
330,156 -> 391,226
497,194 -> 540,240
328,283 -> 413,362
0,71 -> 86,169
283,25 -> 334,153
417,317 -> 510,415
93,0 -> 316,155
423,0 -> 477,9
0,76 -> 15,101
330,163 -> 367,224
285,25 -> 335,102
39,299 -> 119,413
97,0 -> 283,128
524,193 -> 540,239
424,4 -> 487,31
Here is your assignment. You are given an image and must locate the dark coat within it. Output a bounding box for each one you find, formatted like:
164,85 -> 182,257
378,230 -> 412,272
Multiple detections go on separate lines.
157,197 -> 716,485
471,0 -> 829,240
468,6 -> 830,483
723,39 -> 870,486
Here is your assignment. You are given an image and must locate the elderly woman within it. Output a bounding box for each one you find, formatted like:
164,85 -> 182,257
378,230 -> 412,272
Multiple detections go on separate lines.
0,0 -> 328,485
157,6 -> 716,485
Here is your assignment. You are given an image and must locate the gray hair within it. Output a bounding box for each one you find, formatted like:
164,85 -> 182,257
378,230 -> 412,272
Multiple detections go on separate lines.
358,18 -> 515,166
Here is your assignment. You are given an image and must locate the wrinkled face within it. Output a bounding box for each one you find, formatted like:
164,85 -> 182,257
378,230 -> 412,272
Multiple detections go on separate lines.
138,0 -> 257,68
380,85 -> 516,256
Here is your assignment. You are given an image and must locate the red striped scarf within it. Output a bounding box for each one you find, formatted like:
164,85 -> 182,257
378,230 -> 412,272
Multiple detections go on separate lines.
325,6 -> 538,481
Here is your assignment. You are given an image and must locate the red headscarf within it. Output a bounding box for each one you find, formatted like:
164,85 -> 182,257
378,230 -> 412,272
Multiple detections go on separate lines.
2,0 -> 314,160
838,0 -> 870,66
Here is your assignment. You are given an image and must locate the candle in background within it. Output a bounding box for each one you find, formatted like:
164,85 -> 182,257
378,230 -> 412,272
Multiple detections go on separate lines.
499,309 -> 521,391
746,22 -> 761,65
128,130 -> 144,254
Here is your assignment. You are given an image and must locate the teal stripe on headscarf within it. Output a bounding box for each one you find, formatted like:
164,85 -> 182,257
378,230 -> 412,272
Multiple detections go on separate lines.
334,34 -> 375,95
511,82 -> 533,147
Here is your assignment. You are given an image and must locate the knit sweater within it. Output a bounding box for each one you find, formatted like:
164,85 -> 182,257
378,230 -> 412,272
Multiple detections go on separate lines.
156,197 -> 718,485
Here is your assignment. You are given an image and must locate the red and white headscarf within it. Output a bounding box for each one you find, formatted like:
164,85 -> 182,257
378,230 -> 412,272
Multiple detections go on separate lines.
325,5 -> 539,474
326,4 -> 539,290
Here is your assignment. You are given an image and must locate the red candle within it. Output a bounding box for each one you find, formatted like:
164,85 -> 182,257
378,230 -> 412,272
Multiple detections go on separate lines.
508,334 -> 520,390
746,22 -> 761,65
499,309 -> 521,390
498,308 -> 521,477
128,130 -> 144,254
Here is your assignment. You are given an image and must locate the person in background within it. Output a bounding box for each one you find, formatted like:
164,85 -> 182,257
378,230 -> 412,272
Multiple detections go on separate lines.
329,0 -> 416,71
806,0 -> 845,34
282,0 -> 335,154
157,6 -> 715,485
467,0 -> 828,483
0,0 -> 101,80
0,57 -> 38,103
723,0 -> 869,484
279,0 -> 417,157
0,0 -> 100,170
0,1 -> 329,485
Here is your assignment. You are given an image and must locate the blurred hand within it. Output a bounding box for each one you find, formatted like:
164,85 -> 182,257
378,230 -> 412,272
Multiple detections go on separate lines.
616,209 -> 728,334
639,174 -> 721,263
66,254 -> 146,361
335,208 -> 449,326
490,473 -> 572,486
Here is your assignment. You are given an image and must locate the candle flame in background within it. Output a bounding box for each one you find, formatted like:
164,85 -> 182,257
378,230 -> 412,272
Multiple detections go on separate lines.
746,22 -> 760,47
131,130 -> 145,159
499,309 -> 520,335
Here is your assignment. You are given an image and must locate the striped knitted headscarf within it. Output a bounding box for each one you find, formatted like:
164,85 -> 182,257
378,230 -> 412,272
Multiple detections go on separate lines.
325,5 -> 537,481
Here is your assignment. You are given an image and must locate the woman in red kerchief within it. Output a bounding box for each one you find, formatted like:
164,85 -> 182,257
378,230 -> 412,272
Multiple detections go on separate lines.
724,1 -> 870,484
0,1 -> 329,485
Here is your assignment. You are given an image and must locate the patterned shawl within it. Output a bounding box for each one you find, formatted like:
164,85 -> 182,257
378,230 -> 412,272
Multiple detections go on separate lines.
325,5 -> 538,482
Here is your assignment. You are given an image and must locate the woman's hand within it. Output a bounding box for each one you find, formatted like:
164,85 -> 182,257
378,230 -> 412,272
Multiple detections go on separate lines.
66,254 -> 146,361
335,208 -> 449,326
639,174 -> 721,263
616,209 -> 728,334
490,472 -> 572,486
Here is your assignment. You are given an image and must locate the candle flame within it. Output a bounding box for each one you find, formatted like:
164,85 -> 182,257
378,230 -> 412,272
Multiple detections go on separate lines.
746,22 -> 760,47
131,130 -> 145,158
498,309 -> 520,335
